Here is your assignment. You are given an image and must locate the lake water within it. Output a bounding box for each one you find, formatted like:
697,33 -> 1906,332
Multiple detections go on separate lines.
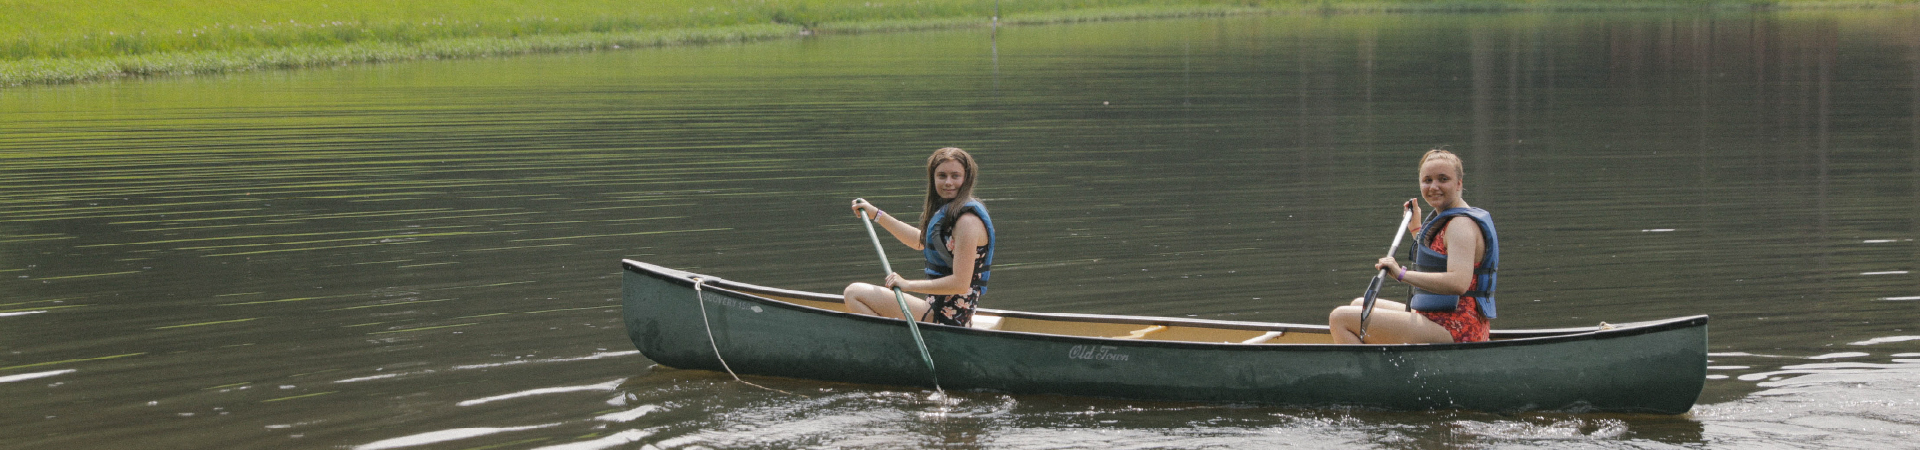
4,9 -> 1919,449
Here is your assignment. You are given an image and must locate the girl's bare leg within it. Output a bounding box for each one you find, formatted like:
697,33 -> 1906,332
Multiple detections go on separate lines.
843,282 -> 932,321
1329,298 -> 1453,344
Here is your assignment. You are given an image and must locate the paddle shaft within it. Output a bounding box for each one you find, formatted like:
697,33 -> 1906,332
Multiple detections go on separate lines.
856,204 -> 942,389
1357,206 -> 1417,338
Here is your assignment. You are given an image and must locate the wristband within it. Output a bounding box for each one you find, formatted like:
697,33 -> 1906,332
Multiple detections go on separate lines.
1396,269 -> 1405,281
874,209 -> 886,220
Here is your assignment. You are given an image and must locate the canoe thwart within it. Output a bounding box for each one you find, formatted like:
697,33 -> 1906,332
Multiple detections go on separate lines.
1114,325 -> 1168,339
1241,330 -> 1286,344
971,314 -> 1003,330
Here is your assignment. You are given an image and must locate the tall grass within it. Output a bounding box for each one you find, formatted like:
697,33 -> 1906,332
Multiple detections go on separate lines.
2,0 -> 1912,86
1,24 -> 805,86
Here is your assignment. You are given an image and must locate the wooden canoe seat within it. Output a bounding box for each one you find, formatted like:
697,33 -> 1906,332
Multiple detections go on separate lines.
1113,325 -> 1167,339
1240,330 -> 1285,344
971,314 -> 1003,330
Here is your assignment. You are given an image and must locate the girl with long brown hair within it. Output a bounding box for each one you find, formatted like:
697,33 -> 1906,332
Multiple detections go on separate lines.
844,147 -> 997,327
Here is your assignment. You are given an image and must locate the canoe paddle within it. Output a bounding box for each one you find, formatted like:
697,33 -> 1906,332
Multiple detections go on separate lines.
1357,201 -> 1418,339
854,200 -> 943,392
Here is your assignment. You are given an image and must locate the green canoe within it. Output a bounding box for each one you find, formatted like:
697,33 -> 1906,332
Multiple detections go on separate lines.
623,259 -> 1708,414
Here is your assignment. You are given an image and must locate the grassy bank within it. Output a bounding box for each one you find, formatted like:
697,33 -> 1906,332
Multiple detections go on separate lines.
1,0 -> 1912,87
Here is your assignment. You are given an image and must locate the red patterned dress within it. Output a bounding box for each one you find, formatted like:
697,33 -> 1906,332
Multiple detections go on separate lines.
1416,222 -> 1492,343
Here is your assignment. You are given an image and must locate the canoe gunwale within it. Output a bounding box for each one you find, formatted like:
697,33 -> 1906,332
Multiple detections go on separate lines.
622,259 -> 1708,352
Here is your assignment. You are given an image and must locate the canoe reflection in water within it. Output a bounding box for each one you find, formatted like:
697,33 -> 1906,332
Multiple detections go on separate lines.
622,260 -> 1708,414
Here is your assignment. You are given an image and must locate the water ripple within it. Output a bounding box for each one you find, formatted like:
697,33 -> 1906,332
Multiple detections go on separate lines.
456,379 -> 627,407
0,369 -> 76,383
353,423 -> 562,450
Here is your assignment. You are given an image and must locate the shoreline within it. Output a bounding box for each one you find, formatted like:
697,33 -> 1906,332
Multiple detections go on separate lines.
2,2 -> 1913,88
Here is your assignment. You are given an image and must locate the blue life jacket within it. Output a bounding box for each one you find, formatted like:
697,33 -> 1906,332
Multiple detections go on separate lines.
923,200 -> 995,292
1406,207 -> 1498,318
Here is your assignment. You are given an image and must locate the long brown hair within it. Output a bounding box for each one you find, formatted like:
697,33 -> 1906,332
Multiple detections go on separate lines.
919,147 -> 980,232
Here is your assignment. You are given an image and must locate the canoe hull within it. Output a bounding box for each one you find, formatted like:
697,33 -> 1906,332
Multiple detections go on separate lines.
623,260 -> 1706,413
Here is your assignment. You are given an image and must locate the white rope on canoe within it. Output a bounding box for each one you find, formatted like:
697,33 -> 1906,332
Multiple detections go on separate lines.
693,277 -> 792,395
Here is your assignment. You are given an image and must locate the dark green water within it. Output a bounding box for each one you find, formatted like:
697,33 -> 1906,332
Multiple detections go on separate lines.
4,10 -> 1919,449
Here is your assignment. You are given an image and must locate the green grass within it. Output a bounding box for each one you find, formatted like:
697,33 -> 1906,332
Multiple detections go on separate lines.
2,24 -> 805,86
2,0 -> 1914,86
2,0 -> 993,60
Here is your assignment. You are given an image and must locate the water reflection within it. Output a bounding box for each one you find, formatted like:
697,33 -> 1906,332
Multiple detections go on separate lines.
354,424 -> 563,450
596,376 -> 1714,448
0,369 -> 75,383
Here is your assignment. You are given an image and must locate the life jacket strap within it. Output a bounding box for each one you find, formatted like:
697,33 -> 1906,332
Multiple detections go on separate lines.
1411,264 -> 1495,275
923,263 -> 992,275
1409,287 -> 1493,301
